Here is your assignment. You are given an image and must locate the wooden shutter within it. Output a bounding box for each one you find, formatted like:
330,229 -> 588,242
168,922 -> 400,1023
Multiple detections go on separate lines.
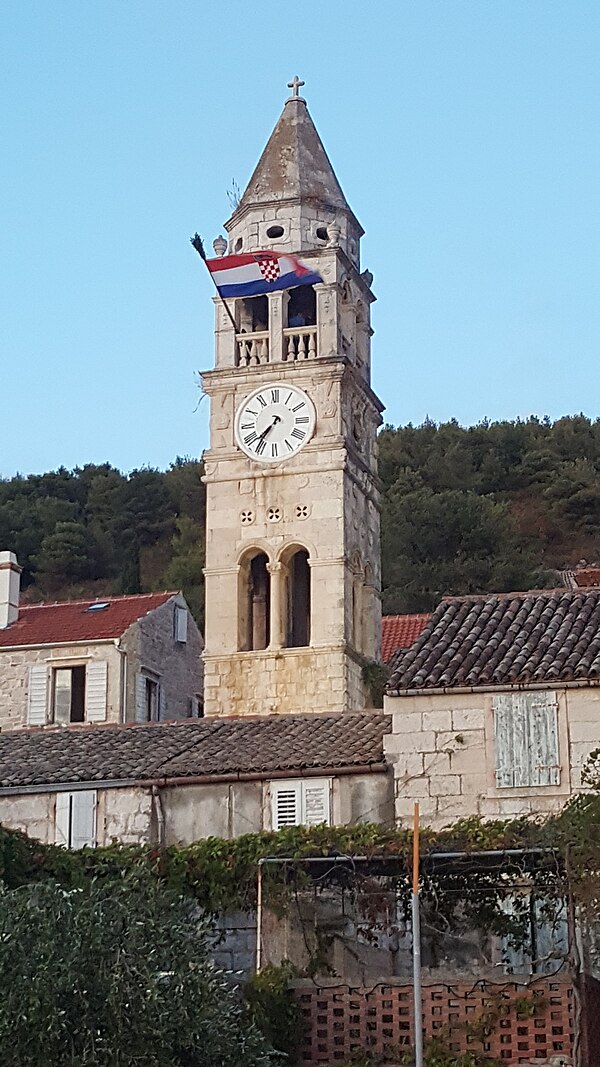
493,694 -> 516,787
494,692 -> 560,788
302,780 -> 331,826
527,692 -> 560,786
175,606 -> 188,643
70,790 -> 97,849
135,673 -> 147,723
27,664 -> 49,726
55,792 -> 71,847
85,661 -> 108,722
272,782 -> 301,830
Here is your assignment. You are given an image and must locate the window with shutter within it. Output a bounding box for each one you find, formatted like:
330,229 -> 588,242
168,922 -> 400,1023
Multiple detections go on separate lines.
85,661 -> 108,722
175,606 -> 188,643
493,691 -> 560,788
55,790 -> 97,849
135,671 -> 160,722
271,779 -> 331,830
27,664 -> 49,725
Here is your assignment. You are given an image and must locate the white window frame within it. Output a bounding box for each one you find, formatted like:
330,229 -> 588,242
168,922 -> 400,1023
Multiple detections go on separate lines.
493,691 -> 560,788
270,778 -> 332,830
55,790 -> 97,849
135,670 -> 162,722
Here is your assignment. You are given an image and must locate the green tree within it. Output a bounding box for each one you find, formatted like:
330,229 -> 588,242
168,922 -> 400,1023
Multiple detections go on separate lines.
0,876 -> 274,1067
34,520 -> 94,594
160,516 -> 205,628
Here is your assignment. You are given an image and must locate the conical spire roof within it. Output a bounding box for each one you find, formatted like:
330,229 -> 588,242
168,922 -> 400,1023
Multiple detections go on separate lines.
235,92 -> 355,220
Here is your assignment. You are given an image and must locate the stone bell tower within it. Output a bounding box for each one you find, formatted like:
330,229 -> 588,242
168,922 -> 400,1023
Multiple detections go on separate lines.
201,78 -> 384,718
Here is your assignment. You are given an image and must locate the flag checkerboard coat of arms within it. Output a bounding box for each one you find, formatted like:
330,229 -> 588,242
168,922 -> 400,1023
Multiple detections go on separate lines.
255,254 -> 281,283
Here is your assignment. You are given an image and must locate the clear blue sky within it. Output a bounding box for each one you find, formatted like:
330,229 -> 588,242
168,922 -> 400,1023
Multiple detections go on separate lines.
2,1 -> 599,478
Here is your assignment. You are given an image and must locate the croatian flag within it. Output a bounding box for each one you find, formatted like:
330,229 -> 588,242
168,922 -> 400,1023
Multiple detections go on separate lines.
205,251 -> 322,298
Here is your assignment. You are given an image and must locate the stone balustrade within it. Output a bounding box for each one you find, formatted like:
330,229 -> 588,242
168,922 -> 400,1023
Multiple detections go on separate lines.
283,325 -> 317,361
235,326 -> 318,367
236,331 -> 269,367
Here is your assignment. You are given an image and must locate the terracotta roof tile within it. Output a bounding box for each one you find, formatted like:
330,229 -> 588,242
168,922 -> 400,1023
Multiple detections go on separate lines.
0,713 -> 391,789
0,593 -> 176,648
387,588 -> 600,694
381,614 -> 431,662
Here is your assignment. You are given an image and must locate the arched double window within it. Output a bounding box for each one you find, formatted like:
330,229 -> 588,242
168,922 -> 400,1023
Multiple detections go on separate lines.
238,550 -> 270,651
285,548 -> 311,648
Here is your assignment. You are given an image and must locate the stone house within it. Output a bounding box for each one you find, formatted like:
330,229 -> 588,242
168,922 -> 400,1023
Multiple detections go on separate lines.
384,587 -> 600,828
0,551 -> 203,732
0,712 -> 392,846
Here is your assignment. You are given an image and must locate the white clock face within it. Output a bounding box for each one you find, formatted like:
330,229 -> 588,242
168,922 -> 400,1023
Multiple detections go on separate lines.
235,383 -> 316,463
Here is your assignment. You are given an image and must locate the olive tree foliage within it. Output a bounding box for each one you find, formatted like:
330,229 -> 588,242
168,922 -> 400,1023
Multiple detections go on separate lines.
0,875 -> 274,1067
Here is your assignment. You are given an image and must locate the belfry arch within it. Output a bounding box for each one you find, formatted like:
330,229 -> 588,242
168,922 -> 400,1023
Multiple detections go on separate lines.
238,548 -> 271,651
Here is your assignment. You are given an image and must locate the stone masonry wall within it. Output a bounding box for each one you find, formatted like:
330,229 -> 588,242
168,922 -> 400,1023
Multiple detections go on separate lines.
0,642 -> 123,731
384,686 -> 600,828
203,645 -> 367,717
122,596 -> 203,721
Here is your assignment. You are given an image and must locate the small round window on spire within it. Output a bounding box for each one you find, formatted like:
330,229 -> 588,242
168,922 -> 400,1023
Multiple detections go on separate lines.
316,226 -> 328,242
266,225 -> 284,239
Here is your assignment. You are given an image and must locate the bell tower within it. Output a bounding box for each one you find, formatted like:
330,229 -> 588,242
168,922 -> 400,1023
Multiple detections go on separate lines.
201,79 -> 384,717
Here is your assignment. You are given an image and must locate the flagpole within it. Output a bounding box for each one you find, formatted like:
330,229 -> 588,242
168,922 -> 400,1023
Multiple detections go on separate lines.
190,234 -> 239,335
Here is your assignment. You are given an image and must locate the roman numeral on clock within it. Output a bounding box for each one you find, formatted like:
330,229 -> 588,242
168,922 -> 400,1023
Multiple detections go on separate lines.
241,422 -> 255,431
291,427 -> 306,441
295,416 -> 310,425
257,394 -> 267,407
271,442 -> 278,458
292,402 -> 305,412
244,431 -> 258,445
270,388 -> 280,403
255,438 -> 267,456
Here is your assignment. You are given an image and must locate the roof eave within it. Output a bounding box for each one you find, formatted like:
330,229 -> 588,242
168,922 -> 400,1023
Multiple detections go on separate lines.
386,677 -> 600,698
0,761 -> 389,796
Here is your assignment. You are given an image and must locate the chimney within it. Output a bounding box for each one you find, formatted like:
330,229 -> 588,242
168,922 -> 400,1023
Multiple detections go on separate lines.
0,552 -> 21,629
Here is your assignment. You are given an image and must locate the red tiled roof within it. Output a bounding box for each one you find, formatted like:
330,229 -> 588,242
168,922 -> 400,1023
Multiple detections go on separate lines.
381,613 -> 431,662
573,569 -> 600,588
0,592 -> 176,648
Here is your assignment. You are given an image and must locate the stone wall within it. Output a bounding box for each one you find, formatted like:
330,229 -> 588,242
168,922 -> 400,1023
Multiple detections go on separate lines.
203,645 -> 367,717
0,771 -> 392,848
0,642 -> 123,731
384,686 -> 600,828
122,595 -> 203,721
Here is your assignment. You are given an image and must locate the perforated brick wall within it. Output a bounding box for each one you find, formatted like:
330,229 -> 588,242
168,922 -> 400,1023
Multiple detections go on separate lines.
293,979 -> 574,1065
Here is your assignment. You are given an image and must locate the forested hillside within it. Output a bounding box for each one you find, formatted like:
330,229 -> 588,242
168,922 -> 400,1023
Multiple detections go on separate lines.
2,415 -> 599,626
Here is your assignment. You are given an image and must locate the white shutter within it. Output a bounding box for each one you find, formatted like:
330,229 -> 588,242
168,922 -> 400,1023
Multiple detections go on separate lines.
175,606 -> 188,643
27,664 -> 49,725
302,780 -> 331,826
493,695 -> 515,787
494,692 -> 560,789
272,782 -> 301,830
55,792 -> 71,847
527,692 -> 560,786
135,673 -> 147,723
85,661 -> 108,722
70,790 -> 97,849
157,684 -> 165,721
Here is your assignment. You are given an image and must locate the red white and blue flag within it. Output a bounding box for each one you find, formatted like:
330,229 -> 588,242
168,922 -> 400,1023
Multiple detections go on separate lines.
205,251 -> 322,298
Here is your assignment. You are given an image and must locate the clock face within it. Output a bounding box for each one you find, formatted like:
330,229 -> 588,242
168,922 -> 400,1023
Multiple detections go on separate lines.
235,383 -> 316,463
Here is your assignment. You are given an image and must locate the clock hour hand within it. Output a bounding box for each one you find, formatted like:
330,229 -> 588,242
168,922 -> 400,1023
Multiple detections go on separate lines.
257,415 -> 281,443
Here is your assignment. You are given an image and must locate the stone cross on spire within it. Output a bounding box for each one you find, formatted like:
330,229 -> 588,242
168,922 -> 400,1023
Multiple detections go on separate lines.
287,75 -> 305,99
